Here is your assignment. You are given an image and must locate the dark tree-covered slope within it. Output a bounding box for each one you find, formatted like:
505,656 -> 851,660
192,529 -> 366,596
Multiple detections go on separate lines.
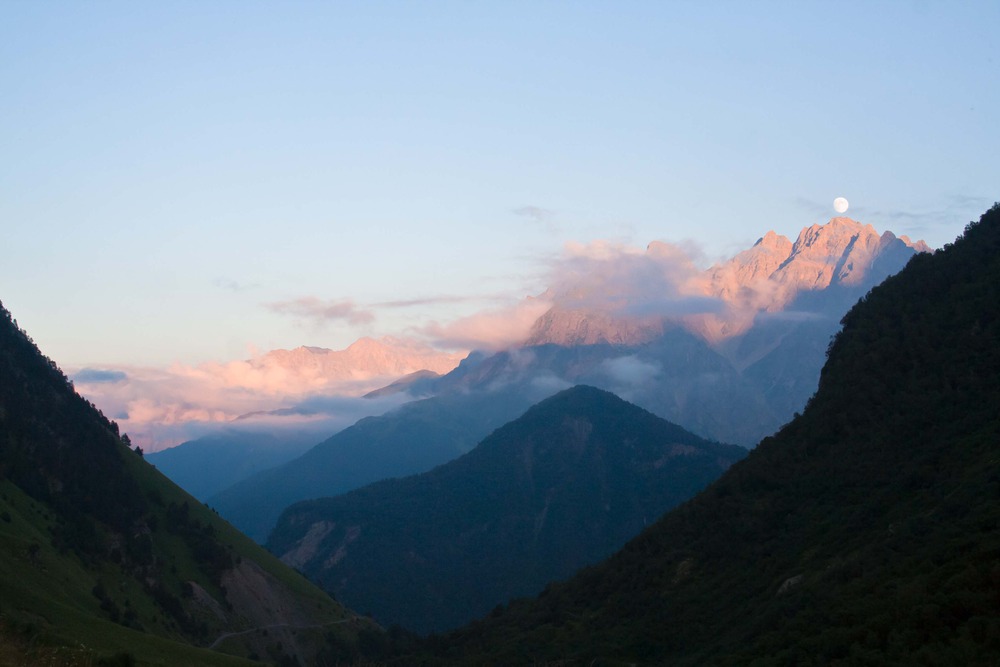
210,389 -> 544,542
0,302 -> 380,666
268,386 -> 746,634
428,204 -> 1000,665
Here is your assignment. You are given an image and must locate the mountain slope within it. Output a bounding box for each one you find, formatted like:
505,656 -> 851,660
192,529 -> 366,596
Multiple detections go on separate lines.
429,205 -> 1000,664
530,216 -> 925,347
436,218 -> 925,446
0,302 -> 380,665
146,430 -> 317,500
208,217 -> 923,547
268,386 -> 747,634
209,387 -> 545,542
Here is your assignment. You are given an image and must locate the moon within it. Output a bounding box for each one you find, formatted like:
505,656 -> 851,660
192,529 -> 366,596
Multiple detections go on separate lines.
833,197 -> 849,214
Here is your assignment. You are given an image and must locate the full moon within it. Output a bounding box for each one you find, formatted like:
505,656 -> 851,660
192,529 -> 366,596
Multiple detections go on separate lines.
834,197 -> 849,213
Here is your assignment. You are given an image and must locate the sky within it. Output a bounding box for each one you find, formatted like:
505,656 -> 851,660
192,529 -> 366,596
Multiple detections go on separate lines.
2,1 -> 998,372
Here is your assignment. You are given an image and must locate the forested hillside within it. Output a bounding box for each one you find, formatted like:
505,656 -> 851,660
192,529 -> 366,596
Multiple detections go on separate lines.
428,205 -> 1000,664
268,386 -> 746,634
0,302 -> 380,665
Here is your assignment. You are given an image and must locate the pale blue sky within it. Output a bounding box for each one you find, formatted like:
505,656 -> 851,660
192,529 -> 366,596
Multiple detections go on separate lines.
2,1 -> 997,367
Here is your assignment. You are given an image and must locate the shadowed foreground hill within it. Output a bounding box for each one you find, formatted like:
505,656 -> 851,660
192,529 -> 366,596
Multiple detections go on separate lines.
0,302 -> 380,666
268,386 -> 746,634
427,204 -> 1000,665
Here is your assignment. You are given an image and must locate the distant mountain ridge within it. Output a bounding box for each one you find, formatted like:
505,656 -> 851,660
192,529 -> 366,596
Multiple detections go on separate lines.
146,430 -> 319,500
208,216 -> 930,543
209,388 -> 547,542
268,385 -> 747,634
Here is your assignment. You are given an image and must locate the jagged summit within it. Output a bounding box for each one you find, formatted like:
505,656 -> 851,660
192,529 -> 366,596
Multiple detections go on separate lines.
530,217 -> 929,347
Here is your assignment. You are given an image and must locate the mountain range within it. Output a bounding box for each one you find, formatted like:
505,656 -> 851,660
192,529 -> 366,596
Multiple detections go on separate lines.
206,216 -> 929,542
418,203 -> 1000,664
209,387 -> 548,542
146,430 -> 319,500
267,385 -> 747,634
1,205 -> 994,665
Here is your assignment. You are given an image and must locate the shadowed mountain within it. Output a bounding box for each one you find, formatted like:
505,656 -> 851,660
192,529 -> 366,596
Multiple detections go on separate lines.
0,301 -> 381,665
422,204 -> 1000,664
208,387 -> 550,542
439,218 -> 927,447
362,369 -> 441,399
146,430 -> 318,500
268,385 -> 747,634
433,331 -> 777,446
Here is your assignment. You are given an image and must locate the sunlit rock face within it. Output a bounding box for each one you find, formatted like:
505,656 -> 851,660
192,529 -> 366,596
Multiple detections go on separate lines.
709,230 -> 794,302
529,218 -> 929,347
525,309 -> 666,347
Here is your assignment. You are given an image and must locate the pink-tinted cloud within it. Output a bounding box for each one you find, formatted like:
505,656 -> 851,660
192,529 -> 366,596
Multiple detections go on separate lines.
545,239 -> 722,317
70,337 -> 463,452
419,297 -> 553,351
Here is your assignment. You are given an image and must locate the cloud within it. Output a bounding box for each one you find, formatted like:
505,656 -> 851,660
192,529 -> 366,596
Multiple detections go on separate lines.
793,196 -> 834,218
266,297 -> 375,325
214,277 -> 260,292
513,205 -> 555,222
71,338 -> 460,452
528,373 -> 575,394
372,293 -> 508,309
72,368 -> 128,384
600,355 -> 662,386
857,194 -> 993,233
546,239 -> 723,317
419,297 -> 553,351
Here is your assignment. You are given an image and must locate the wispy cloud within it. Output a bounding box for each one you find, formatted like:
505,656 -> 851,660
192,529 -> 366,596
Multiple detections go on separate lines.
513,205 -> 558,232
600,355 -> 662,386
793,196 -> 833,218
372,293 -> 508,309
214,277 -> 261,292
546,239 -> 722,317
513,205 -> 555,222
71,337 -> 459,452
266,297 -> 375,325
857,194 -> 993,232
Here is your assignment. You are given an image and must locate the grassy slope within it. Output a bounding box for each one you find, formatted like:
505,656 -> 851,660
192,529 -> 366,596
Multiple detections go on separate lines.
0,447 -> 378,666
0,479 -> 256,666
0,302 -> 379,665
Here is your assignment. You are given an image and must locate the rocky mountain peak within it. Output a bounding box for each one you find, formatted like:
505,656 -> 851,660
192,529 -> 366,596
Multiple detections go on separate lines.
755,230 -> 793,251
529,217 -> 929,347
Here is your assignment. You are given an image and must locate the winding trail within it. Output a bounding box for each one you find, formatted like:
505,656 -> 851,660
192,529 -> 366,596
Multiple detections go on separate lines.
208,616 -> 363,650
